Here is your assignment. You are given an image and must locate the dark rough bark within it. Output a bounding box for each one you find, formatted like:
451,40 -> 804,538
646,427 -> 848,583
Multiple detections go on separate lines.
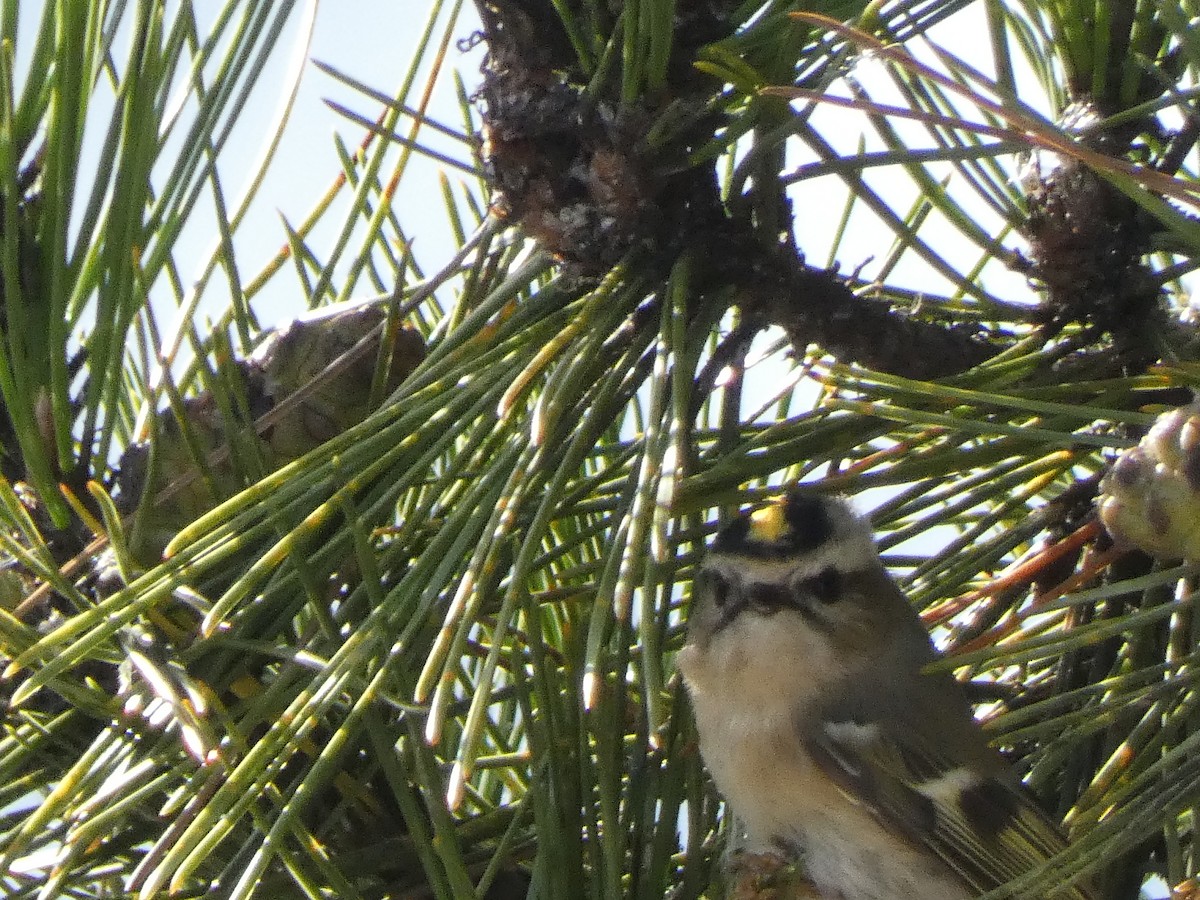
473,0 -> 994,380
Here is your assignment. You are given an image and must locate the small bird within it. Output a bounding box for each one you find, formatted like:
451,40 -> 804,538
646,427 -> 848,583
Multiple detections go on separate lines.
677,491 -> 1095,900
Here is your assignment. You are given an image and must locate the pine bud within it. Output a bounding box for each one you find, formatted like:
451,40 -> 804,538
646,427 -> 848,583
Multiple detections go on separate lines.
1099,401 -> 1200,561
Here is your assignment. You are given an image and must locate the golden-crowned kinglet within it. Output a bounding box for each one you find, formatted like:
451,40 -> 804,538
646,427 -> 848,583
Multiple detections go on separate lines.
677,492 -> 1095,900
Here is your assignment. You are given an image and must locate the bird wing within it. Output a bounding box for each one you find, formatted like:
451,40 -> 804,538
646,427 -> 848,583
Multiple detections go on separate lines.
805,719 -> 1097,900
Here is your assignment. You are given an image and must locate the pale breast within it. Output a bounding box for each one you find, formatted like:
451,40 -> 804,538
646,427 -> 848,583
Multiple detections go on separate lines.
683,661 -> 970,900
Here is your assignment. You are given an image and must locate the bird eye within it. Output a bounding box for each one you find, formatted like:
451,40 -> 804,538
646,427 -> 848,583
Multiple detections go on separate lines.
698,569 -> 731,607
797,567 -> 841,604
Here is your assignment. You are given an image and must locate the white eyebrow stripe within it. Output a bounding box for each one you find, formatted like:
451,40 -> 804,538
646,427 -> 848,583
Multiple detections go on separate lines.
704,533 -> 880,581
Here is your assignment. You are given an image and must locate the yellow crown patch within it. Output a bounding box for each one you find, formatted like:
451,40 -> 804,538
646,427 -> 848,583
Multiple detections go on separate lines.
748,500 -> 789,542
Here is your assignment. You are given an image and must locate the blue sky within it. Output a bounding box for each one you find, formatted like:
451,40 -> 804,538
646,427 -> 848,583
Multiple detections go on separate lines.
208,1 -> 486,328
